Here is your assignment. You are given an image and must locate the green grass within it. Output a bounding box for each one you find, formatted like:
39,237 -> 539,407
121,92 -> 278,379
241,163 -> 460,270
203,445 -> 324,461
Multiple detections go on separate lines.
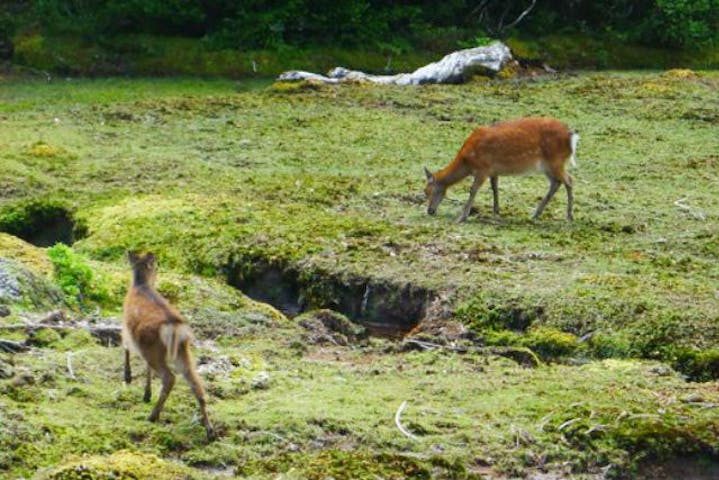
1,71 -> 719,477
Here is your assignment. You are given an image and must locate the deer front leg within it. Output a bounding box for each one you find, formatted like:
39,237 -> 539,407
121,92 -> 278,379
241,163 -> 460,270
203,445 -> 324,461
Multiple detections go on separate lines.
490,176 -> 499,216
458,174 -> 485,223
124,349 -> 132,384
143,367 -> 152,403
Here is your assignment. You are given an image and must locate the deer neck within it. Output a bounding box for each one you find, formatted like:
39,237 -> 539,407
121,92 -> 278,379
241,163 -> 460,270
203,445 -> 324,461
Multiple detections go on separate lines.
132,270 -> 153,288
435,158 -> 470,186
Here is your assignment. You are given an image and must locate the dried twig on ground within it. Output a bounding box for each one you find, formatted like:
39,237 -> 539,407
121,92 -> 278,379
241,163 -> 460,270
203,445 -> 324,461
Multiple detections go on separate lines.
395,401 -> 418,441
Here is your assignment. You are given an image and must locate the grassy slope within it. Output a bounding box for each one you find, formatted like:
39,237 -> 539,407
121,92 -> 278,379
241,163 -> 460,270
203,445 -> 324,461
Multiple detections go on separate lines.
2,72 -> 718,354
1,72 -> 719,477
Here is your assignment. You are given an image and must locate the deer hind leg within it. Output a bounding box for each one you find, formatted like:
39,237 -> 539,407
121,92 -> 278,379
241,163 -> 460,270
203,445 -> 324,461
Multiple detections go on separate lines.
143,367 -> 152,403
533,176 -> 561,220
563,172 -> 574,221
148,364 -> 175,423
124,349 -> 132,384
490,176 -> 499,216
177,345 -> 215,441
458,174 -> 486,223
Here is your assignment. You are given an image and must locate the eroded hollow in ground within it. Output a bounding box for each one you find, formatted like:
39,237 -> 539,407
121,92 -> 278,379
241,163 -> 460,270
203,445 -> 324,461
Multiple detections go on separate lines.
0,201 -> 86,247
226,259 -> 434,337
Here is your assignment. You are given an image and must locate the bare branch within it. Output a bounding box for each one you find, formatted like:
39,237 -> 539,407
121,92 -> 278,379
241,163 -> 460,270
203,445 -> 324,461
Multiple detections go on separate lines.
66,352 -> 77,380
502,0 -> 537,31
395,401 -> 418,440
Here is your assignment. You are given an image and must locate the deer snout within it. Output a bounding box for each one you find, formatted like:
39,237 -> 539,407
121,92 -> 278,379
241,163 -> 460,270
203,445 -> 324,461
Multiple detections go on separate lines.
427,206 -> 437,215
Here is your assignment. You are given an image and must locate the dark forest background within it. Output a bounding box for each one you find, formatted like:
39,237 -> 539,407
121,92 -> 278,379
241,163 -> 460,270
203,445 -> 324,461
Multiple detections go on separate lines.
1,1 -> 718,73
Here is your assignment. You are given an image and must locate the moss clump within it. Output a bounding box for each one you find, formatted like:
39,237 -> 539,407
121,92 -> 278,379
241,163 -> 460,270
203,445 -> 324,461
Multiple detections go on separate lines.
505,37 -> 543,61
496,62 -> 520,80
27,141 -> 66,158
40,450 -> 199,480
456,297 -> 542,333
673,349 -> 719,382
53,329 -> 97,351
0,233 -> 54,277
522,326 -> 579,360
27,327 -> 62,347
662,68 -> 698,79
238,450 -> 433,479
268,80 -> 325,94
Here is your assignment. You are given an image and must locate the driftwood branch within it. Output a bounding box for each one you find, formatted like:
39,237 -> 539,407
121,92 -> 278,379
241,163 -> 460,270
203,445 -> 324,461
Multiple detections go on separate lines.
395,401 -> 418,440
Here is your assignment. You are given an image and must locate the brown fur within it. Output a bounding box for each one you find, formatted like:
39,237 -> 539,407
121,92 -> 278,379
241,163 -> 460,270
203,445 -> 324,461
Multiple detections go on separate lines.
424,116 -> 578,222
122,251 -> 215,441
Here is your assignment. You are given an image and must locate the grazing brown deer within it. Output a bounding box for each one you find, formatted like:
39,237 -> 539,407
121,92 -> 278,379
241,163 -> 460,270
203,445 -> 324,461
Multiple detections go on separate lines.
424,116 -> 579,222
122,251 -> 215,441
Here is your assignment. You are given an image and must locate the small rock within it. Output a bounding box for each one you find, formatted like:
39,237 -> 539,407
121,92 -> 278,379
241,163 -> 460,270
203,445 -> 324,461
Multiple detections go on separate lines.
0,359 -> 13,379
251,371 -> 271,390
0,304 -> 10,317
682,393 -> 705,404
40,310 -> 66,324
649,365 -> 674,376
12,372 -> 35,387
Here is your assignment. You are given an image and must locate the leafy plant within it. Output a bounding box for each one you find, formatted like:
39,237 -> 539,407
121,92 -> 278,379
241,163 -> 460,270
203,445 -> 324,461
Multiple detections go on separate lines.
47,244 -> 110,310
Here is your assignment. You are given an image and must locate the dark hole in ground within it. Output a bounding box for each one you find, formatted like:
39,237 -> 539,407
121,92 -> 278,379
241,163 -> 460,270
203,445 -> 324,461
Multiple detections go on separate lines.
0,201 -> 86,247
226,259 -> 433,338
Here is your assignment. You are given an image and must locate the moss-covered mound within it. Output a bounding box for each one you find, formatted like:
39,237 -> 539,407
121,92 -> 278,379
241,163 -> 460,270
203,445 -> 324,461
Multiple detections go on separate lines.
39,450 -> 200,480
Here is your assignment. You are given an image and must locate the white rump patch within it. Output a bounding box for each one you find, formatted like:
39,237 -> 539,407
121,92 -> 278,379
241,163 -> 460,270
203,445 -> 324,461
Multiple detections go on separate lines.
159,323 -> 192,363
569,133 -> 580,167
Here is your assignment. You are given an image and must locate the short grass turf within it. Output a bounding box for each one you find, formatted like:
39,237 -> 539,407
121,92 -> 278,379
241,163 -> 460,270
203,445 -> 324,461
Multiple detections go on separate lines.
1,71 -> 719,477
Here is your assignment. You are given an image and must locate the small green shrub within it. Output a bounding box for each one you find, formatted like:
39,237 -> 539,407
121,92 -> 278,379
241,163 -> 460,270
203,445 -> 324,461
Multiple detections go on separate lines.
47,244 -> 110,311
12,33 -> 54,68
588,332 -> 632,359
483,329 -> 522,346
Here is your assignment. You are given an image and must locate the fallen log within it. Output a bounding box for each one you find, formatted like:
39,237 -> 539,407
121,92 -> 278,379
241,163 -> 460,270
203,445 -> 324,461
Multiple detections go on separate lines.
277,41 -> 513,85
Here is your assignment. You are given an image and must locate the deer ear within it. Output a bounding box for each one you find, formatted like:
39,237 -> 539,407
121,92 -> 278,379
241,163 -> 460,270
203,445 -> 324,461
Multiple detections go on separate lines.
127,251 -> 139,265
424,167 -> 434,182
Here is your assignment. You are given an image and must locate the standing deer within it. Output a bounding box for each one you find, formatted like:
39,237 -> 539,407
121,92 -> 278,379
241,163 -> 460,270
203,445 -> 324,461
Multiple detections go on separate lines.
122,251 -> 215,441
424,117 -> 579,222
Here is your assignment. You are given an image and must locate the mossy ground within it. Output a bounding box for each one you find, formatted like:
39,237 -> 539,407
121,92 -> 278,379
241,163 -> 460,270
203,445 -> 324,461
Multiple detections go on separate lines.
1,71 -> 719,477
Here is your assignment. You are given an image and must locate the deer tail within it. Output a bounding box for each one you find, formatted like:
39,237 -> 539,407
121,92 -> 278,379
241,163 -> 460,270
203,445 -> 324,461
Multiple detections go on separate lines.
569,131 -> 580,168
159,322 -> 193,364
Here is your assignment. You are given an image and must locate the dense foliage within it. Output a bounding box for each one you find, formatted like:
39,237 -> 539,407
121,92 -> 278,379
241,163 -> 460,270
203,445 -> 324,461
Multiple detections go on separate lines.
3,0 -> 719,51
